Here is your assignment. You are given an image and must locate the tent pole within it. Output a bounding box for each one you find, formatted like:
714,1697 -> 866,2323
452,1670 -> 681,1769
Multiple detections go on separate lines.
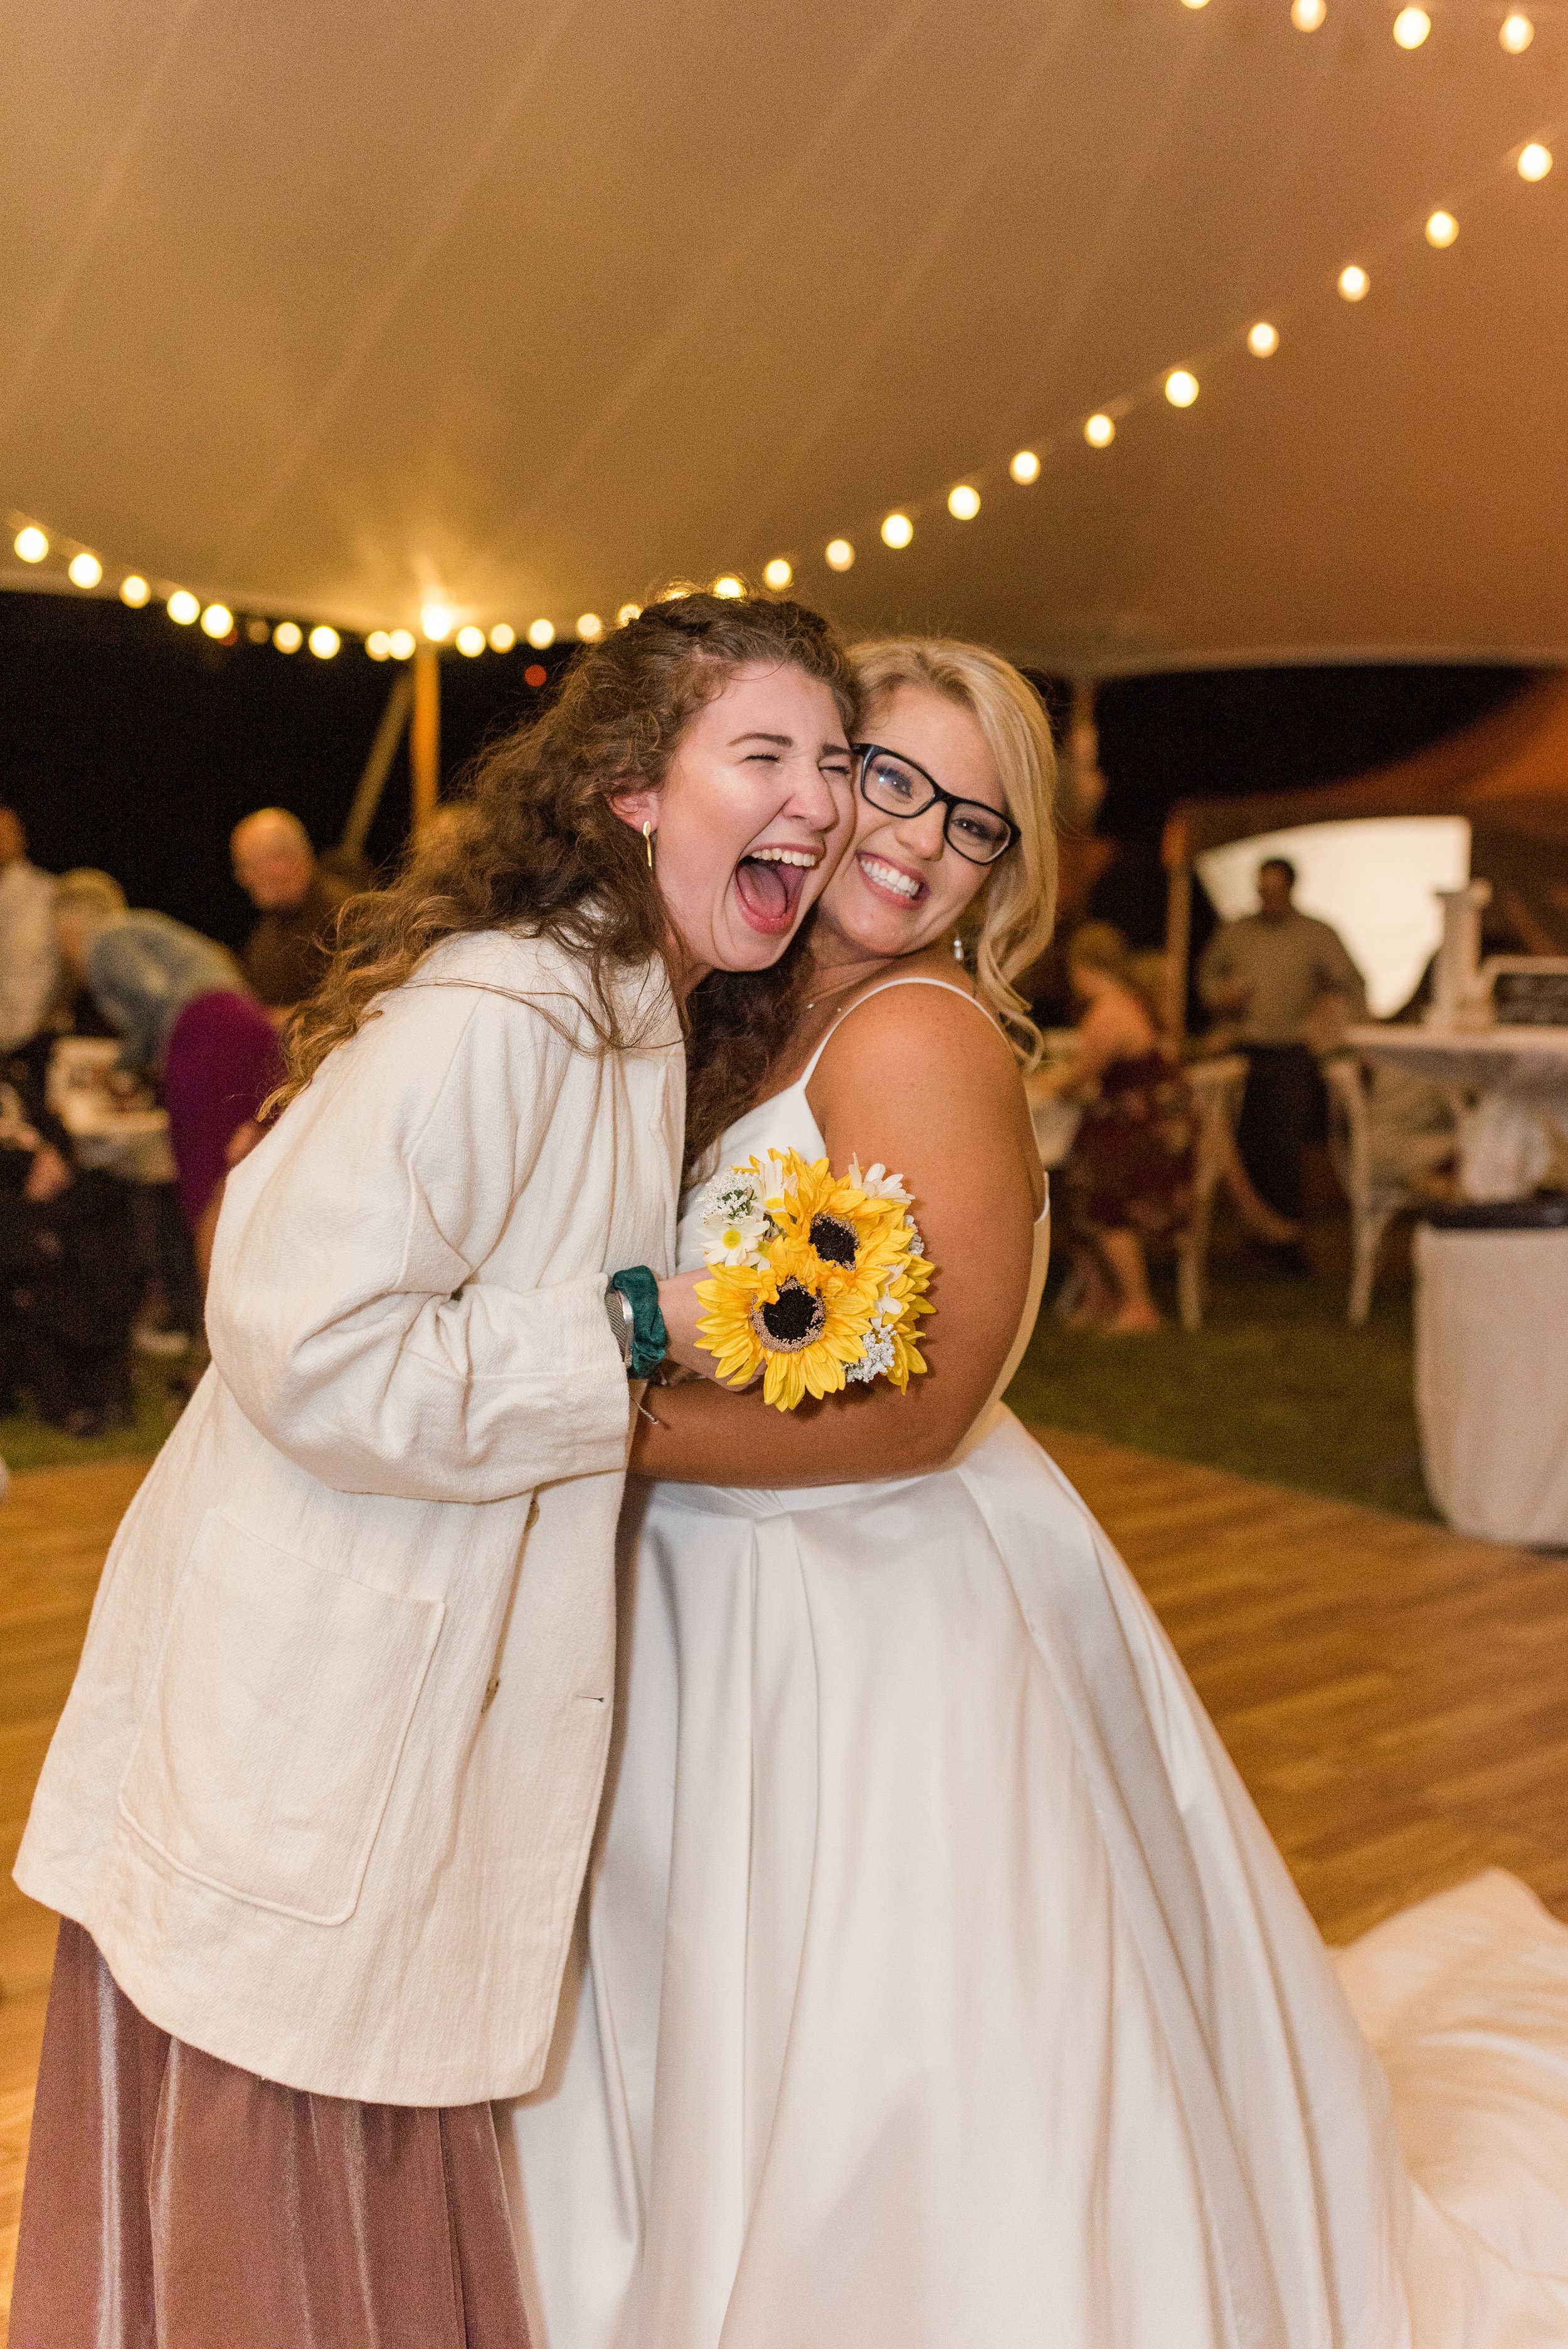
411,646 -> 441,830
1162,814 -> 1192,1041
339,671 -> 413,862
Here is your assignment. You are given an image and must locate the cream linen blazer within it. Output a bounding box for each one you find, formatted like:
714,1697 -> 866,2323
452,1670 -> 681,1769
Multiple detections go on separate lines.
16,928 -> 684,2105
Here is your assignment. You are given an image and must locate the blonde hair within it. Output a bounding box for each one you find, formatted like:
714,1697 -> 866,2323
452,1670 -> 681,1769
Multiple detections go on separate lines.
849,637 -> 1057,1066
54,868 -> 128,925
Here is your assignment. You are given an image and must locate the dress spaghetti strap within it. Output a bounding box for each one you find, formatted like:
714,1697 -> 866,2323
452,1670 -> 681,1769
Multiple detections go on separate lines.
797,974 -> 1000,1089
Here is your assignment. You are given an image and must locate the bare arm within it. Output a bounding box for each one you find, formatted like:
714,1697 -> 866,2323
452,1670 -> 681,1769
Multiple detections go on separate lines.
634,984 -> 1042,1487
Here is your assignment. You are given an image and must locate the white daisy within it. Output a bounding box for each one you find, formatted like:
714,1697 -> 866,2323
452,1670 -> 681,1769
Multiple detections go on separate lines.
694,1170 -> 772,1266
847,1156 -> 911,1205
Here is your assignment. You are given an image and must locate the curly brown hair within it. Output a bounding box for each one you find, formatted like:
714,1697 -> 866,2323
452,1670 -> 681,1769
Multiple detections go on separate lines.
275,591 -> 858,1167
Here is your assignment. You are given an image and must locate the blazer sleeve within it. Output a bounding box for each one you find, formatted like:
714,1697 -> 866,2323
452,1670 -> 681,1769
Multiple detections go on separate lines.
206,978 -> 634,1503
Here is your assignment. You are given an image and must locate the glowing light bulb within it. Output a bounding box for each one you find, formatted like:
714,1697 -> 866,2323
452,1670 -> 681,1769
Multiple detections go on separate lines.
527,618 -> 555,649
489,623 -> 516,652
119,575 -> 151,607
1500,9 -> 1532,45
167,590 -> 200,625
1084,413 -> 1115,448
1180,0 -> 1210,11
880,513 -> 914,549
1425,209 -> 1458,247
825,539 -> 856,571
309,625 -> 340,659
67,551 -> 102,588
273,620 -> 302,652
1518,142 -> 1553,181
617,603 -> 642,625
709,575 -> 741,599
1291,0 -> 1327,28
13,527 -> 48,563
524,663 -> 548,687
763,558 -> 793,589
245,618 -> 271,643
576,613 -> 603,640
388,628 -> 416,660
455,625 -> 485,656
1248,321 -> 1280,357
1338,263 -> 1370,301
420,602 -> 452,642
947,485 -> 981,520
366,631 -> 391,660
1009,450 -> 1041,484
1392,6 -> 1430,45
1164,369 -> 1199,407
200,603 -> 233,639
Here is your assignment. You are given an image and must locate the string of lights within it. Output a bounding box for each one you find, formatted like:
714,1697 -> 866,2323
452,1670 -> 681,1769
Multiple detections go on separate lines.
752,110 -> 1560,593
3,107 -> 1559,662
1184,0 -> 1560,44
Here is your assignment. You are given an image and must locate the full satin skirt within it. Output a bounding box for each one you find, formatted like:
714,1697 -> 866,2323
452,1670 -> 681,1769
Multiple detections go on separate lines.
503,1413 -> 1568,2349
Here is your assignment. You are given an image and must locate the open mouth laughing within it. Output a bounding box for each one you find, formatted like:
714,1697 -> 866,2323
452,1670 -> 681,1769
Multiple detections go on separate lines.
733,844 -> 822,933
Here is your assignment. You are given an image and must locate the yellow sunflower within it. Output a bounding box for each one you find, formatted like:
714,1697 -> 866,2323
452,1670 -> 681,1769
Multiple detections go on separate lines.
878,1249 -> 935,1391
766,1153 -> 907,1312
696,1233 -> 879,1411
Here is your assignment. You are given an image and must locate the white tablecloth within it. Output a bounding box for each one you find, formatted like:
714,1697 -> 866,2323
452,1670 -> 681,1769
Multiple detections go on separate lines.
1414,1224 -> 1568,1544
1347,1026 -> 1568,1201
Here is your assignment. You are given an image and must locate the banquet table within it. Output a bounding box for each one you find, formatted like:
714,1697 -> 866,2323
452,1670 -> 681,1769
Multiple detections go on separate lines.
1343,1025 -> 1568,1201
46,1037 -> 176,1183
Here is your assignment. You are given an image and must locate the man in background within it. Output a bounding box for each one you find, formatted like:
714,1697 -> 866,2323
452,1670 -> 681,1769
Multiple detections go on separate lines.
230,807 -> 353,1014
1199,856 -> 1367,1233
0,807 -> 60,1051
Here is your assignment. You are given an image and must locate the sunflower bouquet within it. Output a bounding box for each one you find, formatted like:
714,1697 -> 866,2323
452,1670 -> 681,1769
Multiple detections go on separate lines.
691,1148 -> 933,1411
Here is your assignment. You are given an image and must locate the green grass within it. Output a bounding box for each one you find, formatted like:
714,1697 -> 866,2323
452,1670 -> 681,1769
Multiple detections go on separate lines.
0,1350 -> 189,1475
1005,1207 -> 1435,1520
0,1199 -> 1431,1517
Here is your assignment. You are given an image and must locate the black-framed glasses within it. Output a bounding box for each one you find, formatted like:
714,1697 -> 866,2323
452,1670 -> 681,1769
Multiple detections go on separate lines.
854,743 -> 1019,867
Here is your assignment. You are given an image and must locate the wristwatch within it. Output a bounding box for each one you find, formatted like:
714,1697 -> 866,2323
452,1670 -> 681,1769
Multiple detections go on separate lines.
604,1278 -> 635,1367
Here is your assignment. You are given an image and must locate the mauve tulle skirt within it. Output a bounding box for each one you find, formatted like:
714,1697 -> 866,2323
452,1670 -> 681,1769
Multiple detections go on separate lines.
10,1920 -> 532,2349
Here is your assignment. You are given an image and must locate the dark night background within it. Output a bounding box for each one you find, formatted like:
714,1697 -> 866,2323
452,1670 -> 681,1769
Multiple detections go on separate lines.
0,588 -> 1533,955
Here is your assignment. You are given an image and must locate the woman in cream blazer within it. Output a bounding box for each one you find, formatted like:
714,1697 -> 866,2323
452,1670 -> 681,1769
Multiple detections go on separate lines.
11,591 -> 859,2349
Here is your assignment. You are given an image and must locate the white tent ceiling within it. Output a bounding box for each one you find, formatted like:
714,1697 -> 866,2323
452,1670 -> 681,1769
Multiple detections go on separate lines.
4,0 -> 1567,672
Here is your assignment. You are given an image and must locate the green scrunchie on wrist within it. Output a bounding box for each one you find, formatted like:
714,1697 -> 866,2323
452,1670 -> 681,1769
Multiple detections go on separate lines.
610,1266 -> 668,1379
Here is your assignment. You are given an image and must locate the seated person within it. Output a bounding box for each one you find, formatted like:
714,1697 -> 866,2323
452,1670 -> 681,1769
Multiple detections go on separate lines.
51,872 -> 281,1285
1040,923 -> 1198,1334
0,1036 -> 138,1437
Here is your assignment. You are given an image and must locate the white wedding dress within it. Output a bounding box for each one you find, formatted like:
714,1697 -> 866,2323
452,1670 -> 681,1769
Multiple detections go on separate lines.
502,978 -> 1568,2349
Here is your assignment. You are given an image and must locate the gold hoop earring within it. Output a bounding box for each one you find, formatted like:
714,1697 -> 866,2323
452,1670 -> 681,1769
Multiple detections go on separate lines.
643,820 -> 656,871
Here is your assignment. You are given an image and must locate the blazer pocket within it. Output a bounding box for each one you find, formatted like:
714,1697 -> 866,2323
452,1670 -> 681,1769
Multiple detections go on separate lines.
119,1510 -> 444,1925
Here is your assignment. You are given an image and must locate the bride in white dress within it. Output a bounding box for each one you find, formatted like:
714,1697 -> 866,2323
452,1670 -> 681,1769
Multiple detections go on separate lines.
504,639 -> 1568,2349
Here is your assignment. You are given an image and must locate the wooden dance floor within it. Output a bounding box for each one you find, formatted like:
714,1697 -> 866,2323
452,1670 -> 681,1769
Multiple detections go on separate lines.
3,1436 -> 1567,2320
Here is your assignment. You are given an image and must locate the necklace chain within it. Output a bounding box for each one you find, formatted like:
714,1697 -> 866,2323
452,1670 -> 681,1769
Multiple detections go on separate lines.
802,971 -> 872,1014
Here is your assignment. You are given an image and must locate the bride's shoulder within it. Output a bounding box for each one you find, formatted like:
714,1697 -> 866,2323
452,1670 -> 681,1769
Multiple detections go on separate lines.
817,961 -> 1019,1096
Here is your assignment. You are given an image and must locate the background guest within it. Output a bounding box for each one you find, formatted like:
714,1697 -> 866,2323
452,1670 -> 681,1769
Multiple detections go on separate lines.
230,806 -> 354,1014
0,1042 -> 139,1437
0,807 -> 61,1053
1043,922 -> 1198,1334
1198,855 -> 1367,1233
52,871 -> 281,1283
